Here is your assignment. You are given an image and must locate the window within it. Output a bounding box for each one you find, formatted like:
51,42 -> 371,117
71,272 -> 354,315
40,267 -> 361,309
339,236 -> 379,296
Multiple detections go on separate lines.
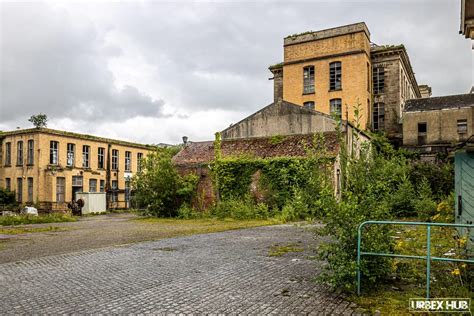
72,176 -> 83,187
418,122 -> 427,145
330,99 -> 342,118
5,178 -> 11,191
112,149 -> 119,170
98,147 -> 105,169
367,62 -> 370,92
372,102 -> 385,131
27,140 -> 34,165
125,151 -> 131,172
56,177 -> 65,202
67,143 -> 75,167
27,177 -> 33,203
50,141 -> 59,165
111,180 -> 118,202
137,153 -> 143,172
303,66 -> 315,94
5,142 -> 11,165
99,180 -> 105,192
125,180 -> 130,202
329,62 -> 342,90
303,101 -> 315,110
89,179 -> 97,193
82,145 -> 90,168
17,141 -> 23,166
373,66 -> 385,94
17,178 -> 23,203
457,119 -> 468,134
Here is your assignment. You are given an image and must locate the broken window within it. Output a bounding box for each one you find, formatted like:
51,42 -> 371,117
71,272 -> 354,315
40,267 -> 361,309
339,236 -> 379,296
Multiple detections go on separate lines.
303,66 -> 315,94
330,99 -> 342,118
457,119 -> 468,134
27,140 -> 34,165
373,66 -> 385,94
329,62 -> 342,90
50,141 -> 59,165
16,141 -> 23,166
303,101 -> 315,110
112,149 -> 119,170
67,143 -> 75,167
82,145 -> 90,168
418,122 -> 427,145
372,102 -> 385,131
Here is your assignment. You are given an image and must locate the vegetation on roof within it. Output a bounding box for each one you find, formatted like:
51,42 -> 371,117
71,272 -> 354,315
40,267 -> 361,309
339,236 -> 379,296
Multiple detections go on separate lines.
268,62 -> 284,69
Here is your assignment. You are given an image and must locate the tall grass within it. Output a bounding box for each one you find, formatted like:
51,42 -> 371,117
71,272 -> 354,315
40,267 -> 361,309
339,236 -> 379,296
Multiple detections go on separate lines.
0,213 -> 77,226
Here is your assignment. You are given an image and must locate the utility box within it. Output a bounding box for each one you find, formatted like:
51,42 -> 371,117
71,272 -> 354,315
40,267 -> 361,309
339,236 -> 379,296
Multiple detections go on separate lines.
454,137 -> 474,256
75,192 -> 107,215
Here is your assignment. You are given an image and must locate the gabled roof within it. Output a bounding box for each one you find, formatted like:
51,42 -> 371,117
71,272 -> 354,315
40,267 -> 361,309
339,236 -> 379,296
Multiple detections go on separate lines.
172,132 -> 339,166
405,94 -> 474,112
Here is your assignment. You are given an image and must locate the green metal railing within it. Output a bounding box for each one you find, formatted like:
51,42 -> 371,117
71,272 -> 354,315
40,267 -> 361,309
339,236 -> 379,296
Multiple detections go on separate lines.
357,220 -> 474,298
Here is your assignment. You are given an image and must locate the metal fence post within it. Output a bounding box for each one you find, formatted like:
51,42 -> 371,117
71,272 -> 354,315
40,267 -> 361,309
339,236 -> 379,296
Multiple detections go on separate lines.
426,224 -> 431,299
357,223 -> 363,295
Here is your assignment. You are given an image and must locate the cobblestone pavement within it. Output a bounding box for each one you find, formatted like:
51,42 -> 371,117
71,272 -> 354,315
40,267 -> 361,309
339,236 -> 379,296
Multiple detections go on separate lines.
0,224 -> 356,314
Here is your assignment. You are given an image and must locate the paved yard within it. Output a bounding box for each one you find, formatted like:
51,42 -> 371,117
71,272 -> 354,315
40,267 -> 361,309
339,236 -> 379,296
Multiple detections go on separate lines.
0,224 -> 355,314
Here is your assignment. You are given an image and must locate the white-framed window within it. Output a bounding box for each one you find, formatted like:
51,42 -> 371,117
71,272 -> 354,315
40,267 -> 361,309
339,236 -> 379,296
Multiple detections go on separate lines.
67,143 -> 75,167
50,141 -> 59,165
82,145 -> 90,168
125,151 -> 131,172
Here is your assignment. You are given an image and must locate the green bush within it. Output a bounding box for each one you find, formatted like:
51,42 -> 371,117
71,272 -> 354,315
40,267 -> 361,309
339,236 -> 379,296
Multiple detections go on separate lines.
0,188 -> 16,208
132,148 -> 198,217
210,197 -> 258,219
0,213 -> 76,226
409,161 -> 454,200
414,178 -> 438,220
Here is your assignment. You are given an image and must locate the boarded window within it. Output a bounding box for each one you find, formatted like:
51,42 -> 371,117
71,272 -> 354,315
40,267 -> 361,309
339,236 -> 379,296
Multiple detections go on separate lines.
372,102 -> 385,131
373,66 -> 385,94
329,62 -> 342,90
303,66 -> 315,94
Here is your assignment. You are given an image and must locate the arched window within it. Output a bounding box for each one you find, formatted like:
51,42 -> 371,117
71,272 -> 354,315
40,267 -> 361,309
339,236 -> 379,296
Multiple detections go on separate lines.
329,61 -> 342,90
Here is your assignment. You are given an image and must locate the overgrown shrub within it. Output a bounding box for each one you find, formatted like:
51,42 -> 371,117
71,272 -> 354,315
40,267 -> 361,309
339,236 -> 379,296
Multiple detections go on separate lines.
132,148 -> 198,217
0,188 -> 16,206
409,161 -> 454,201
210,197 -> 268,219
414,178 -> 438,220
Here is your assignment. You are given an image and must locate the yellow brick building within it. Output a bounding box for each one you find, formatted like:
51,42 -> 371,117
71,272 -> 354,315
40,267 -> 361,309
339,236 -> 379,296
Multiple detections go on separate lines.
270,22 -> 421,134
0,128 -> 155,210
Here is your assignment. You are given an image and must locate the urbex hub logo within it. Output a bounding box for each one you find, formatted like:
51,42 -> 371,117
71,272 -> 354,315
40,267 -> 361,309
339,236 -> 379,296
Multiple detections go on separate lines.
409,298 -> 471,313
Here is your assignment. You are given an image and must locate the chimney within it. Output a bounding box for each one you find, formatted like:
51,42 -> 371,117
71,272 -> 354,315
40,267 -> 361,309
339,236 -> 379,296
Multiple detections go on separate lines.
182,136 -> 188,146
269,64 -> 283,103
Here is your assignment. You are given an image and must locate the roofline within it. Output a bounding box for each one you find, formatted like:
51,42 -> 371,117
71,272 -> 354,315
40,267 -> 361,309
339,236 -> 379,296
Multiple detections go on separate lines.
0,127 -> 156,150
404,93 -> 474,112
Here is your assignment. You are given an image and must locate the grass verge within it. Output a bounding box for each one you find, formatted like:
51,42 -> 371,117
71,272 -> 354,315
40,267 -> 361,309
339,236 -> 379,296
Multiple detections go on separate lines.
0,213 -> 77,226
0,226 -> 67,235
268,243 -> 304,257
133,217 -> 281,239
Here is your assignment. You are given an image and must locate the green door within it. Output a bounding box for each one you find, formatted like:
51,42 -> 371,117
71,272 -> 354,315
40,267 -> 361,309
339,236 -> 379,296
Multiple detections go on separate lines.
455,151 -> 474,255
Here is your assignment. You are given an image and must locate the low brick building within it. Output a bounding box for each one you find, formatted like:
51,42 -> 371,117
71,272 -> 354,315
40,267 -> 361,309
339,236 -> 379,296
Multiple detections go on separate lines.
0,128 -> 155,211
402,94 -> 474,153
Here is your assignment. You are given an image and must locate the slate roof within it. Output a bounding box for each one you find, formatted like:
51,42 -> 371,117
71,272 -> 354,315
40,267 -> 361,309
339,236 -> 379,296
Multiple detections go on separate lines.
172,132 -> 339,166
405,94 -> 474,112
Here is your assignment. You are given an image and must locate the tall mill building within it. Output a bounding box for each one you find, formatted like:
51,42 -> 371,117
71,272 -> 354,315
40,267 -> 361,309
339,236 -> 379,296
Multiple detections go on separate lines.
269,22 -> 423,142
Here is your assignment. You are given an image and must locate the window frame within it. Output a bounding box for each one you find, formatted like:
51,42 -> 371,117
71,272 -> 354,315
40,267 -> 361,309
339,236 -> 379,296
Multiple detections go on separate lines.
98,147 -> 105,169
5,142 -> 11,166
17,178 -> 23,203
56,177 -> 66,203
303,101 -> 315,110
50,141 -> 59,165
137,153 -> 143,172
67,143 -> 75,167
112,149 -> 119,171
329,61 -> 342,91
372,102 -> 385,131
373,66 -> 385,95
125,151 -> 131,172
82,145 -> 90,168
330,98 -> 342,117
457,119 -> 468,134
303,65 -> 315,95
89,179 -> 97,193
16,141 -> 23,166
27,177 -> 33,203
27,140 -> 34,165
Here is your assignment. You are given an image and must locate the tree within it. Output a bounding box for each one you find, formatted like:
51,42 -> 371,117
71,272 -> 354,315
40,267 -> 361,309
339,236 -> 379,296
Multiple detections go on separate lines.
29,113 -> 48,128
131,148 -> 197,217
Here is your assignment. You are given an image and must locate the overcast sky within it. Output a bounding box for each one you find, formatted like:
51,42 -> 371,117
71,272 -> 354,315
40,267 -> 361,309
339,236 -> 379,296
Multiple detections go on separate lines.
0,0 -> 472,144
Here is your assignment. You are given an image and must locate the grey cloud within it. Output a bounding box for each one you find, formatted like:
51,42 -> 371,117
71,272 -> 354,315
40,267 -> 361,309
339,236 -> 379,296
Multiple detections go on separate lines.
0,1 -> 165,124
